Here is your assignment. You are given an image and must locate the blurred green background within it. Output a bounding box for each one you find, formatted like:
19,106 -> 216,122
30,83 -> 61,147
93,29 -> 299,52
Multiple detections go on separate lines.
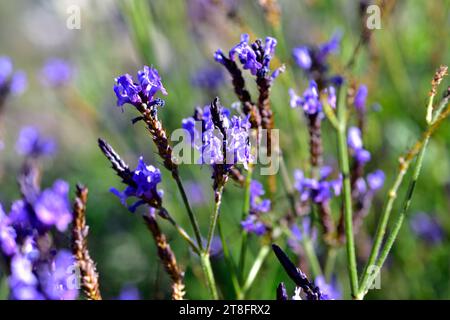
0,0 -> 449,299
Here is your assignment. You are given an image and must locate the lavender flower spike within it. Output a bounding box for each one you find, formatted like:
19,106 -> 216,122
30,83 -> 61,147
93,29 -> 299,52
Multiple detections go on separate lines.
40,58 -> 73,87
271,244 -> 325,300
16,126 -> 56,158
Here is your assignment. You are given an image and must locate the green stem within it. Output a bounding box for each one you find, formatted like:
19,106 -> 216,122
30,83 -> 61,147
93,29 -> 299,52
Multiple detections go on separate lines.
336,84 -> 359,297
217,219 -> 241,298
174,177 -> 203,250
199,253 -> 219,300
238,245 -> 271,299
360,137 -> 430,298
358,168 -> 406,291
206,185 -> 224,254
324,247 -> 338,282
238,165 -> 253,283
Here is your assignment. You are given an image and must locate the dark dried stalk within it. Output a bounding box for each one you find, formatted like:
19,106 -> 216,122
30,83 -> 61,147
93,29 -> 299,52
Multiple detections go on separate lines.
72,184 -> 102,300
215,51 -> 261,129
133,103 -> 203,248
276,282 -> 288,300
143,213 -> 185,300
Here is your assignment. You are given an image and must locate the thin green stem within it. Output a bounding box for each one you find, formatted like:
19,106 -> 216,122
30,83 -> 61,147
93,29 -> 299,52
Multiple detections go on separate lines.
324,247 -> 338,281
206,185 -> 224,253
238,245 -> 271,299
238,165 -> 253,283
174,177 -> 203,250
164,215 -> 201,255
336,84 -> 359,297
358,137 -> 430,298
217,219 -> 241,298
199,253 -> 219,300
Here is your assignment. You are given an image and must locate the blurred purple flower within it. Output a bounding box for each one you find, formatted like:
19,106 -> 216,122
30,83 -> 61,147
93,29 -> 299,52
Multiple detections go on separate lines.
289,81 -> 325,115
292,47 -> 312,70
40,58 -> 73,87
37,250 -> 79,300
118,285 -> 141,300
0,56 -> 27,96
294,167 -> 342,204
348,126 -> 371,164
317,33 -> 341,62
34,180 -> 72,232
191,65 -> 225,91
314,275 -> 342,300
367,170 -> 385,191
354,84 -> 368,111
250,180 -> 271,213
228,34 -> 262,76
111,157 -> 163,212
15,126 -> 56,158
184,181 -> 207,206
410,212 -> 444,244
241,215 -> 266,236
0,204 -> 17,256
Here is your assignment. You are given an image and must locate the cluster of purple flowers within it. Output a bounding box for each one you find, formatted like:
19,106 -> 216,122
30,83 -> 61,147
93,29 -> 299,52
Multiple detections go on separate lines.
1,184 -> 77,300
292,33 -> 341,83
191,65 -> 225,92
0,129 -> 78,300
40,58 -> 73,87
241,180 -> 271,235
110,157 -> 164,213
294,166 -> 342,204
113,65 -> 167,108
215,33 -> 284,79
0,56 -> 27,97
347,126 -> 371,164
354,84 -> 368,112
15,126 -> 56,158
289,80 -> 336,116
182,105 -> 252,169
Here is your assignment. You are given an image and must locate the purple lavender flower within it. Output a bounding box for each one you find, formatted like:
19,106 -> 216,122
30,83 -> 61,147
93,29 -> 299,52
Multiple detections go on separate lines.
314,275 -> 342,300
0,204 -> 17,256
287,217 -> 317,253
410,212 -> 444,244
15,126 -> 56,158
317,33 -> 341,62
292,33 -> 341,83
182,105 -> 251,168
289,81 -> 325,115
0,56 -> 27,96
110,157 -> 163,212
294,167 -> 342,204
292,47 -> 312,70
229,34 -> 262,76
249,180 -> 271,213
37,250 -> 79,300
9,254 -> 42,300
354,84 -> 368,111
114,66 -> 167,108
347,126 -> 371,164
0,56 -> 13,85
241,215 -> 266,236
9,71 -> 27,95
191,65 -> 225,91
367,170 -> 385,191
34,180 -> 72,232
40,58 -> 73,87
118,285 -> 141,300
